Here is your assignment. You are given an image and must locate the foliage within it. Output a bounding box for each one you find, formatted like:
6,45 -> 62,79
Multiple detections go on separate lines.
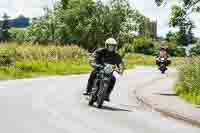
155,0 -> 200,12
124,53 -> 185,68
0,44 -> 16,66
26,10 -> 57,44
25,0 -> 148,50
120,36 -> 187,57
133,37 -> 158,55
0,42 -> 90,79
175,57 -> 200,105
0,13 -> 11,41
164,42 -> 186,57
169,47 -> 186,57
156,0 -> 199,46
0,42 -> 186,79
190,44 -> 200,55
166,31 -> 177,43
166,29 -> 196,47
9,28 -> 28,43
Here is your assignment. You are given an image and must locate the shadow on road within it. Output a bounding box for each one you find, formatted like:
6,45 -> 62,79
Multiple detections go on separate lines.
154,93 -> 177,96
195,106 -> 200,108
101,105 -> 132,112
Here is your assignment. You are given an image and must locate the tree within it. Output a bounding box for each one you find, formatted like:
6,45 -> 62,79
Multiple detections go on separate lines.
27,0 -> 147,50
0,13 -> 11,42
57,0 -> 97,48
56,0 -> 141,49
155,0 -> 200,12
155,0 -> 164,6
26,8 -> 55,43
187,22 -> 196,44
61,0 -> 70,9
166,31 -> 177,42
176,27 -> 188,46
155,0 -> 200,46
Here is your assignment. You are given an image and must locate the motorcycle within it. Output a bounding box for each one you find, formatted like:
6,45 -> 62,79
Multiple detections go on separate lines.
159,57 -> 167,74
88,64 -> 119,108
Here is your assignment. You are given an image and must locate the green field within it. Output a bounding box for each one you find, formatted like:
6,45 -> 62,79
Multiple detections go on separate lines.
0,42 -> 186,80
0,43 -> 91,79
124,53 -> 185,69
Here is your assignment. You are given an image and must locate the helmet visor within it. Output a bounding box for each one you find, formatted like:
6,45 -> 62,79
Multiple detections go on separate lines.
160,48 -> 166,51
107,44 -> 116,52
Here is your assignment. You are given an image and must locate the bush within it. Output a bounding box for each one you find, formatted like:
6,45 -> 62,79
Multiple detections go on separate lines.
9,28 -> 28,43
133,37 -> 158,55
168,47 -> 186,57
120,38 -> 186,57
190,44 -> 200,56
166,42 -> 186,57
0,44 -> 16,66
175,57 -> 200,105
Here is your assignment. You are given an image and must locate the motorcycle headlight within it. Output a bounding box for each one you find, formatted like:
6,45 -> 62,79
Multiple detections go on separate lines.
104,64 -> 113,74
160,58 -> 165,61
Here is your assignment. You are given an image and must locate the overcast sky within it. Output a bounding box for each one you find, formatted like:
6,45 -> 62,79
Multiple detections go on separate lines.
0,0 -> 200,37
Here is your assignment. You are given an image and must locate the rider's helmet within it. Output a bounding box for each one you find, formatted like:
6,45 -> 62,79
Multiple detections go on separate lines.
160,41 -> 168,51
160,47 -> 167,51
105,38 -> 117,52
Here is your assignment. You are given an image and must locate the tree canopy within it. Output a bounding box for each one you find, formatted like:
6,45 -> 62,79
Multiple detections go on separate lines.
24,0 -> 150,50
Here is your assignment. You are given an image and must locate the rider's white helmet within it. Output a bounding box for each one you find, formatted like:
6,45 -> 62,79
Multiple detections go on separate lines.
105,38 -> 117,52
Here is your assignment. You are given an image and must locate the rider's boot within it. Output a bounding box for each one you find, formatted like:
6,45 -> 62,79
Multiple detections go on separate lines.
105,87 -> 113,102
83,85 -> 92,96
104,93 -> 110,102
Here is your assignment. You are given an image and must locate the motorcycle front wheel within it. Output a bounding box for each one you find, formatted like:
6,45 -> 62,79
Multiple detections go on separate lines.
97,81 -> 108,108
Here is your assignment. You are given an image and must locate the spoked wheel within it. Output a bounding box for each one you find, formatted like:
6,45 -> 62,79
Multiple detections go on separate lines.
97,81 -> 108,108
97,95 -> 104,108
88,80 -> 98,106
160,64 -> 166,74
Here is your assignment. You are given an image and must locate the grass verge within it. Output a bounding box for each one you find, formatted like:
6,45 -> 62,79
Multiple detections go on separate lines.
174,57 -> 200,105
0,43 -> 186,79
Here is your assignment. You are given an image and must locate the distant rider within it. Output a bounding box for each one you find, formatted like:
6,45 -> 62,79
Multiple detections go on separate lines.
156,47 -> 171,67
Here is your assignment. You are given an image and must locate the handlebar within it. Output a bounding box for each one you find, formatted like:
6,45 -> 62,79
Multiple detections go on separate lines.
112,65 -> 123,75
93,63 -> 123,75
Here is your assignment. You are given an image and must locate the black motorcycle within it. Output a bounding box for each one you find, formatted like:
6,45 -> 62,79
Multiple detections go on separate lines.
159,57 -> 167,74
88,64 -> 119,108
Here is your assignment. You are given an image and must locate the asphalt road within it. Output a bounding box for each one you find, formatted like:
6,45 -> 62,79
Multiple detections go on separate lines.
0,66 -> 199,133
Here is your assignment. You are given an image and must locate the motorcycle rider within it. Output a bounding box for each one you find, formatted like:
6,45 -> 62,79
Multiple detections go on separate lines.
83,38 -> 124,101
156,47 -> 171,67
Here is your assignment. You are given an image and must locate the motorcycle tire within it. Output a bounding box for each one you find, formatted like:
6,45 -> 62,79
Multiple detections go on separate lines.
97,81 -> 108,108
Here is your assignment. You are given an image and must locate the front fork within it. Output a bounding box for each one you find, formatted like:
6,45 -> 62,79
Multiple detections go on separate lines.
99,75 -> 116,96
92,74 -> 116,100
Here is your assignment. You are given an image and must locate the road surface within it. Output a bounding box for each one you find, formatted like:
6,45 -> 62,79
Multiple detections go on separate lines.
0,66 -> 199,133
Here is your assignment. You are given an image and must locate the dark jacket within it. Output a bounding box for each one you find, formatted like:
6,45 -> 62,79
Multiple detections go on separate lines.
90,48 -> 123,68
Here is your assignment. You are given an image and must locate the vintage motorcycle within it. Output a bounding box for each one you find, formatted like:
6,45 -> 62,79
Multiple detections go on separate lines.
88,64 -> 120,108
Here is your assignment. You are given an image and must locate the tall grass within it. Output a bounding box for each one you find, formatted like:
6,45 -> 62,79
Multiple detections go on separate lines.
124,53 -> 185,69
0,42 -> 91,79
175,57 -> 200,105
0,42 -> 186,79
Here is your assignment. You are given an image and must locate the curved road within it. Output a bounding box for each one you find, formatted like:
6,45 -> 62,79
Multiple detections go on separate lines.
0,66 -> 199,133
